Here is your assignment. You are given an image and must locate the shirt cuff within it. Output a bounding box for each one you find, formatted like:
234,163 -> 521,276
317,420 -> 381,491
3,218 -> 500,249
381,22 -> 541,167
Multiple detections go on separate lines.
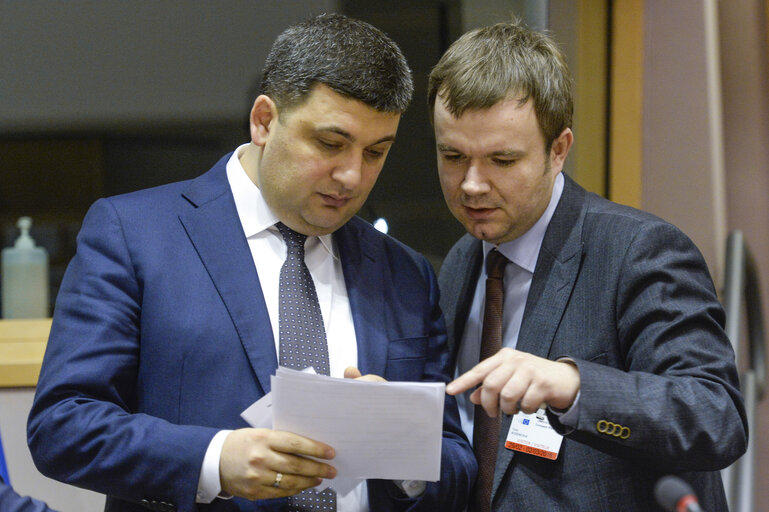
197,430 -> 233,503
547,357 -> 581,428
549,389 -> 581,428
394,479 -> 426,498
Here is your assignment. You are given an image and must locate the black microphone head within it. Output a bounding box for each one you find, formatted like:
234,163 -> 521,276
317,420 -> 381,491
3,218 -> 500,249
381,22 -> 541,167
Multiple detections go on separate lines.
654,475 -> 697,511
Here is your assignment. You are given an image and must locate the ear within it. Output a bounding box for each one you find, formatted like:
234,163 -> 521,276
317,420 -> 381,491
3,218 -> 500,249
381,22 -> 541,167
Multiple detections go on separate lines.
549,127 -> 574,174
250,95 -> 279,146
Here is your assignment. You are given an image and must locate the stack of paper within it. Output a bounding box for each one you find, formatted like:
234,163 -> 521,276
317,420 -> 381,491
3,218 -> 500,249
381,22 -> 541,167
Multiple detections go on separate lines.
241,367 -> 445,483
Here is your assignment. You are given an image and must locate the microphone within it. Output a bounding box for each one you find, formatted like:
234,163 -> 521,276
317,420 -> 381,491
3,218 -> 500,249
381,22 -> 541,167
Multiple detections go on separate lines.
654,475 -> 704,512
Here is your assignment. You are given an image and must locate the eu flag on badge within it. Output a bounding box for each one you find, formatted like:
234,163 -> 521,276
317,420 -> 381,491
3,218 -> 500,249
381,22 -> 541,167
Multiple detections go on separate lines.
522,418 -> 530,425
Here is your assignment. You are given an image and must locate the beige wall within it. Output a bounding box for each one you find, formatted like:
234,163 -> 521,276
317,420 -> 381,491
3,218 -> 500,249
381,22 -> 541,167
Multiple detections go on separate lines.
718,0 -> 769,510
642,0 -> 727,284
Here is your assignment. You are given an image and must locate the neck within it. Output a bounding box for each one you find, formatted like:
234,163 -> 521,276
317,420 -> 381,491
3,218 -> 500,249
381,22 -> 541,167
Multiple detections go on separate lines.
238,143 -> 261,187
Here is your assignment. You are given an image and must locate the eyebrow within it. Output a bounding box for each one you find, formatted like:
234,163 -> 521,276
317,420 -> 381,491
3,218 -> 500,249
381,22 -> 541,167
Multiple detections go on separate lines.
436,143 -> 526,159
436,143 -> 460,153
490,149 -> 526,159
317,126 -> 396,146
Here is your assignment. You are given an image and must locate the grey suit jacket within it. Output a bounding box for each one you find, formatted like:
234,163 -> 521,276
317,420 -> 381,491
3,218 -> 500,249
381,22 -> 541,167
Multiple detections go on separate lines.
439,175 -> 747,511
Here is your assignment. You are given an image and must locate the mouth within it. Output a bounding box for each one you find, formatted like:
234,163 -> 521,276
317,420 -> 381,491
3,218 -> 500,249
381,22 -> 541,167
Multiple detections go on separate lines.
319,193 -> 352,208
463,205 -> 496,220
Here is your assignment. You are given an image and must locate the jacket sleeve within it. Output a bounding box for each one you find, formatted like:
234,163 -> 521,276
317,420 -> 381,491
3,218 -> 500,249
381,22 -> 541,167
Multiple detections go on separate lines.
549,221 -> 748,471
26,199 -> 217,512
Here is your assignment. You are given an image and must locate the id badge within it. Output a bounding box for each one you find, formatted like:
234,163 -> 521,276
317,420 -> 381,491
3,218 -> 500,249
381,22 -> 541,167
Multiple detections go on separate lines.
504,407 -> 563,460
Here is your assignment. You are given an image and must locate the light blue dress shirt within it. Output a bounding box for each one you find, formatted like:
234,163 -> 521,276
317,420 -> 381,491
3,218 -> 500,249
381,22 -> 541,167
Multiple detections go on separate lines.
454,173 -> 579,443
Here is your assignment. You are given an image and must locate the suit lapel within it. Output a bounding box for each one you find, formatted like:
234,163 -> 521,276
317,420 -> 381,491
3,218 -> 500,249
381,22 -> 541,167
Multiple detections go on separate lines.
442,236 -> 483,367
515,176 -> 586,359
178,157 -> 277,395
334,219 -> 388,377
492,175 -> 587,501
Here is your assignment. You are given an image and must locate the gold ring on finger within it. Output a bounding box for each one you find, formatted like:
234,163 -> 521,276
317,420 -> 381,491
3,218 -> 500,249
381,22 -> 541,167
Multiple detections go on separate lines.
273,472 -> 283,488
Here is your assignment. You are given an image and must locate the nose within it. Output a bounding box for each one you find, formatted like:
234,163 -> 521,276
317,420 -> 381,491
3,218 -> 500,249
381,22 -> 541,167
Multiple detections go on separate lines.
332,151 -> 363,190
460,162 -> 489,196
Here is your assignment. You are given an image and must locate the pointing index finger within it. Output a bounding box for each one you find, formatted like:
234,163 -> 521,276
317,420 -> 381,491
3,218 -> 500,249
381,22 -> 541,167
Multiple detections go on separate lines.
446,356 -> 501,395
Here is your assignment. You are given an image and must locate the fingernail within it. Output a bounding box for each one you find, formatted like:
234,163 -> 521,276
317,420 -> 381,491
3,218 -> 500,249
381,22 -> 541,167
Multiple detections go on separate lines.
326,467 -> 337,479
325,448 -> 335,459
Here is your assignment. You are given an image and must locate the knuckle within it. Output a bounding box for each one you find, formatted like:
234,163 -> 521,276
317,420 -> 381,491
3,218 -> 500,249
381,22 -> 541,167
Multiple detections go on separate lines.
253,428 -> 269,441
482,376 -> 502,392
287,458 -> 306,475
499,388 -> 517,402
287,437 -> 304,452
248,451 -> 267,467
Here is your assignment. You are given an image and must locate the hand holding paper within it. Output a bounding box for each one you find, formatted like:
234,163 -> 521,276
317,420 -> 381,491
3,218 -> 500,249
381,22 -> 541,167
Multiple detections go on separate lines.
241,366 -> 445,486
343,366 -> 387,382
219,427 -> 336,500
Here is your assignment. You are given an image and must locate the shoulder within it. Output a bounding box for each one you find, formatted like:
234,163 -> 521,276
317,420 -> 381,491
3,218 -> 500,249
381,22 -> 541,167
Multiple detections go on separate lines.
441,234 -> 480,269
580,188 -> 699,254
439,234 -> 481,290
575,189 -> 715,295
101,180 -> 192,214
340,216 -> 436,277
96,152 -> 230,217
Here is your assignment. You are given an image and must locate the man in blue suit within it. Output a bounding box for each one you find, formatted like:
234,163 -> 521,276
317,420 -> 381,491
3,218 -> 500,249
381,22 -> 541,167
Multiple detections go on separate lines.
27,14 -> 475,512
430,20 -> 747,511
0,475 -> 59,512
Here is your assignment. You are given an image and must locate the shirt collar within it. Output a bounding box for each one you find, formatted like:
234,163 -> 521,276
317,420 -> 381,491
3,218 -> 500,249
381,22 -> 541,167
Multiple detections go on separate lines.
483,172 -> 564,273
226,143 -> 338,259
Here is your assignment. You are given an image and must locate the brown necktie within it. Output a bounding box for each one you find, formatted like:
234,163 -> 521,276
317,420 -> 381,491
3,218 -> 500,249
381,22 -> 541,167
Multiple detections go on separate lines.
471,249 -> 509,512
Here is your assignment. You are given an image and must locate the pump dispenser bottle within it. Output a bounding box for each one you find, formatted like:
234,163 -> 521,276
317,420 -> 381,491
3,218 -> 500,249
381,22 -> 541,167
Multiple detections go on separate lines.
2,217 -> 49,318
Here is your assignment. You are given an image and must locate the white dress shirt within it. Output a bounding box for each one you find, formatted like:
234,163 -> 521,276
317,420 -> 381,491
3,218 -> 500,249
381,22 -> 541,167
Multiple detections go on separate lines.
455,173 -> 578,443
197,144 -> 367,510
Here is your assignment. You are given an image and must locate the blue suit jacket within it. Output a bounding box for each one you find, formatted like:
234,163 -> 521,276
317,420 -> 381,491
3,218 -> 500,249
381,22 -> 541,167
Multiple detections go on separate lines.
439,175 -> 747,511
27,154 -> 476,512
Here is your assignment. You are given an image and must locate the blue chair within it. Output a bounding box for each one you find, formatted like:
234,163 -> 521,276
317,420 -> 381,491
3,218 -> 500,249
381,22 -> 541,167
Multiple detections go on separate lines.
0,426 -> 10,485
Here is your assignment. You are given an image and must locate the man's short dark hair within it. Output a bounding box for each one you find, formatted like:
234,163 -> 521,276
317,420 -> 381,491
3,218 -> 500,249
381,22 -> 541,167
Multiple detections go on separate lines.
262,13 -> 413,114
428,20 -> 573,151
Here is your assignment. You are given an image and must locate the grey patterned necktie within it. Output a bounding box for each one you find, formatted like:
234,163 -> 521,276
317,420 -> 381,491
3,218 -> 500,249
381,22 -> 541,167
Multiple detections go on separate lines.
276,222 -> 335,511
471,249 -> 509,512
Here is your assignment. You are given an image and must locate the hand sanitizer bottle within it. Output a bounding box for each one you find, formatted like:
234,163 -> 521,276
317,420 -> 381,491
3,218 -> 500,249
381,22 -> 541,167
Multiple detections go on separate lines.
2,217 -> 49,318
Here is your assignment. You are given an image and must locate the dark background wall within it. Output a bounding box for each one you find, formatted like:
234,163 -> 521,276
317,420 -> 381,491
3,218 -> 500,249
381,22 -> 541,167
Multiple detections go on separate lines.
0,0 -> 476,310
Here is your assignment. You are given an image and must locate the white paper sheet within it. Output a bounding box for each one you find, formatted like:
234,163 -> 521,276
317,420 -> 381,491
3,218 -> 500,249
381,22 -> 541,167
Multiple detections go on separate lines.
241,366 -> 445,483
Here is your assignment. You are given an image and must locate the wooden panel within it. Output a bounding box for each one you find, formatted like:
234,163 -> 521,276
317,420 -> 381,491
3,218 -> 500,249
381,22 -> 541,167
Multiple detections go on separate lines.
0,318 -> 51,387
573,0 -> 609,196
608,0 -> 644,208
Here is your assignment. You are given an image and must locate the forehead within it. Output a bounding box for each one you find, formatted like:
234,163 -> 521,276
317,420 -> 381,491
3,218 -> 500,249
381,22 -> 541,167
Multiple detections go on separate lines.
282,84 -> 400,142
434,96 -> 544,153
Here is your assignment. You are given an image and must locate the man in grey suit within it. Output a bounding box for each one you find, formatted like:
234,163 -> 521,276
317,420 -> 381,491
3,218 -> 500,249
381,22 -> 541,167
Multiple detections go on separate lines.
430,20 -> 748,511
